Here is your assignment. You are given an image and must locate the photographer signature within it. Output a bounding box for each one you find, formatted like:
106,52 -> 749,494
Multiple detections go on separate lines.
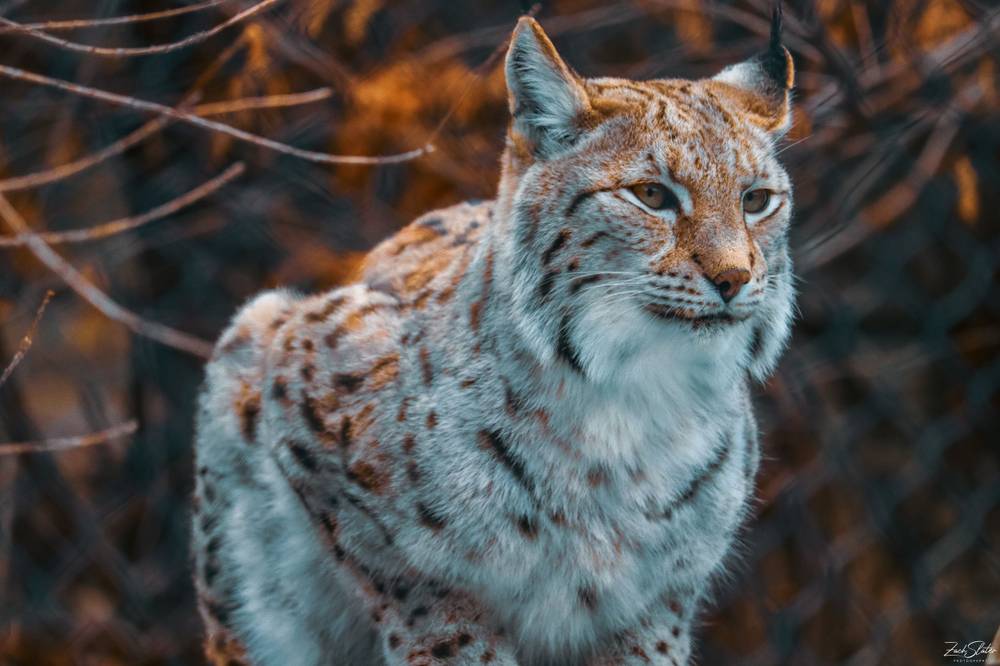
944,641 -> 997,662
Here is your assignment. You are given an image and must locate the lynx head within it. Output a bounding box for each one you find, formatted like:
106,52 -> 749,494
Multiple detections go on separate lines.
494,8 -> 796,386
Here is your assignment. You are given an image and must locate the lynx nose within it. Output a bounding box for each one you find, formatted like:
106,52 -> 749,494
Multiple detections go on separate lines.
711,268 -> 751,303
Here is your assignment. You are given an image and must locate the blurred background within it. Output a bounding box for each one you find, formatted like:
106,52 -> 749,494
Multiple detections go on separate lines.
0,0 -> 997,664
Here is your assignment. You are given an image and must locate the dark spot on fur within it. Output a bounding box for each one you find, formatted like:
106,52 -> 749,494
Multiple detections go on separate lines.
240,397 -> 260,443
425,411 -> 437,429
320,512 -> 337,534
537,269 -> 557,299
202,556 -> 220,587
457,632 -> 473,647
419,347 -> 433,386
324,327 -> 346,349
288,441 -> 318,472
542,229 -> 571,265
656,640 -> 670,654
346,460 -> 383,493
569,274 -> 602,294
566,191 -> 595,218
419,217 -> 447,234
504,383 -> 524,416
581,231 -> 609,247
407,605 -> 429,627
416,502 -> 447,530
578,586 -> 598,611
656,437 -> 732,520
206,598 -> 232,626
271,378 -> 288,401
630,645 -> 651,662
300,392 -> 325,433
587,467 -> 607,487
388,634 -> 401,649
430,640 -> 457,659
478,430 -> 533,494
334,373 -> 364,393
556,314 -> 584,374
340,416 -> 352,447
469,300 -> 483,331
517,515 -> 538,539
749,324 -> 765,360
392,583 -> 410,601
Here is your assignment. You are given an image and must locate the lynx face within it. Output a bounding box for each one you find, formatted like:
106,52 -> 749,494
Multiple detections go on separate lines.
497,17 -> 796,384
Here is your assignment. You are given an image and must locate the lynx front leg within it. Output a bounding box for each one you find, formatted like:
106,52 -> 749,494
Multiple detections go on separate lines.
372,584 -> 518,665
588,595 -> 694,666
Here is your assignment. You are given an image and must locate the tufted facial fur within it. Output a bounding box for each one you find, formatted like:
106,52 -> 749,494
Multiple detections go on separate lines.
191,9 -> 798,666
496,13 -> 795,385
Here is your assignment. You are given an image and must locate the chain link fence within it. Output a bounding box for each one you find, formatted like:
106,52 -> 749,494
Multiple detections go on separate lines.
0,1 -> 997,664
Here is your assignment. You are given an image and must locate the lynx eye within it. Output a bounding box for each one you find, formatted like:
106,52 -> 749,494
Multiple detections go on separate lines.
629,183 -> 679,211
742,189 -> 771,215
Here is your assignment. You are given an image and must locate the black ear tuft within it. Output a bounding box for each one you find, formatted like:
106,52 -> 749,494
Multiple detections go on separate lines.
770,2 -> 783,54
708,2 -> 794,133
762,2 -> 793,91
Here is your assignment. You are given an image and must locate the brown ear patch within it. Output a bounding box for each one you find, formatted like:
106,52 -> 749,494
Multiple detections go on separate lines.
706,4 -> 794,132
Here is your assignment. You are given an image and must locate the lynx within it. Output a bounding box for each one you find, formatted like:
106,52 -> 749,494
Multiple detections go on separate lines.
192,9 -> 796,665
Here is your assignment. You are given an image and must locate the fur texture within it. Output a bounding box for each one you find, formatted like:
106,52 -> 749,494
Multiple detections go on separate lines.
192,12 -> 796,666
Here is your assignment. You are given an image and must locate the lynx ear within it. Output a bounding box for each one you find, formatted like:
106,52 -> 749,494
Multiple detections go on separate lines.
505,17 -> 590,156
709,4 -> 794,134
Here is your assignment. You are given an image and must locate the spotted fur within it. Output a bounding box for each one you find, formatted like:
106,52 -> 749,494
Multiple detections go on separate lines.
193,9 -> 796,665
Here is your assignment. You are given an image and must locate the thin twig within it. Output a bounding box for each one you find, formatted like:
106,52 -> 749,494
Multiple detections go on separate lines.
0,0 -> 280,57
0,110 -> 177,192
0,420 -> 138,455
0,290 -> 54,388
0,163 -> 244,247
0,194 -> 214,358
0,0 -> 229,32
0,35 -> 250,193
0,64 -> 434,165
192,87 -> 331,115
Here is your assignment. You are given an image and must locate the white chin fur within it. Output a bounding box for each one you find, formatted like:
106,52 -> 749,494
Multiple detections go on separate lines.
574,297 -> 753,389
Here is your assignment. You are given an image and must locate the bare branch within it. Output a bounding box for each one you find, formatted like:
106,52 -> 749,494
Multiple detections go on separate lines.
0,194 -> 214,358
0,36 -> 264,193
192,87 -> 331,115
0,88 -> 328,193
0,64 -> 434,165
0,163 -> 244,247
0,290 -> 54,388
0,420 -> 138,455
0,0 -> 229,32
0,111 -> 176,192
0,0 -> 281,57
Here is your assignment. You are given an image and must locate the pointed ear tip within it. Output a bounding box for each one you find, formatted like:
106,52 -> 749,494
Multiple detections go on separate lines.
513,15 -> 542,38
